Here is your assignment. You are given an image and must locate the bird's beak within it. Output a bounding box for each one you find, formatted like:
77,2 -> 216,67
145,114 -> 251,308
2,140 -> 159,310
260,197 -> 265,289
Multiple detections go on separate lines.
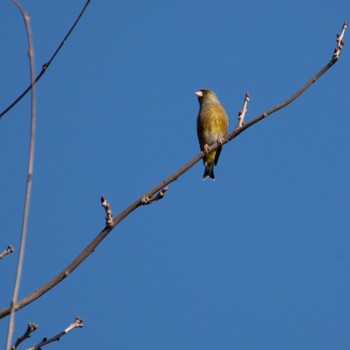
195,91 -> 203,97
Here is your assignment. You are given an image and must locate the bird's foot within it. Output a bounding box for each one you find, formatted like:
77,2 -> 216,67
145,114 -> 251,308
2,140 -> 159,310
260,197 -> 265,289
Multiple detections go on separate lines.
203,144 -> 210,154
217,138 -> 225,147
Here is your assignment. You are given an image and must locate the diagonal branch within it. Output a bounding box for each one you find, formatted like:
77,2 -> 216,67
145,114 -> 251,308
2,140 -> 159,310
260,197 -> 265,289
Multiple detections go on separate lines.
0,0 -> 91,120
0,23 -> 346,320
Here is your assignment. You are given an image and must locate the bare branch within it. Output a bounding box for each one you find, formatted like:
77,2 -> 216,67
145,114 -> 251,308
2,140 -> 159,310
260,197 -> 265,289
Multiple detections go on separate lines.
0,245 -> 15,260
0,23 -> 346,320
6,1 -> 37,349
11,322 -> 38,350
0,0 -> 91,120
27,317 -> 83,350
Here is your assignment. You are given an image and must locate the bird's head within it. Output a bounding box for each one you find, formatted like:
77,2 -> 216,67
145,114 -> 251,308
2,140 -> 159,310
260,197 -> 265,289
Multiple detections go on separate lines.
195,88 -> 219,105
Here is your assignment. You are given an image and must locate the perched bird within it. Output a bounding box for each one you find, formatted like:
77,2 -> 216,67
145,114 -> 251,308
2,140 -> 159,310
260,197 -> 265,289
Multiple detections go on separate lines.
195,88 -> 229,180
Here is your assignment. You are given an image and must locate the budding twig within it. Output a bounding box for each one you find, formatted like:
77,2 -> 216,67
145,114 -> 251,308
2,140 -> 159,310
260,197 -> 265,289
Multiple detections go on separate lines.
333,22 -> 347,59
0,245 -> 15,260
236,92 -> 250,129
64,316 -> 84,333
101,195 -> 113,227
141,186 -> 169,205
27,317 -> 83,350
11,322 -> 38,350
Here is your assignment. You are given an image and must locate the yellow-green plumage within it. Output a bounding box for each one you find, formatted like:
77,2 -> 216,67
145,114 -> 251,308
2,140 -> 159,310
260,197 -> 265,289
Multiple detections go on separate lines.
196,88 -> 229,180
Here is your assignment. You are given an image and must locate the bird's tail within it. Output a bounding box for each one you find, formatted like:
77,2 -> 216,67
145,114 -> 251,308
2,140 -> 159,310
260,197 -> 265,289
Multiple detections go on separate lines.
203,157 -> 215,180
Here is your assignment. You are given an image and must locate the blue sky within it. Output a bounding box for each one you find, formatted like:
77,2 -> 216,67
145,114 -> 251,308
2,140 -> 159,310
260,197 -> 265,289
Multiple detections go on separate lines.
1,1 -> 350,349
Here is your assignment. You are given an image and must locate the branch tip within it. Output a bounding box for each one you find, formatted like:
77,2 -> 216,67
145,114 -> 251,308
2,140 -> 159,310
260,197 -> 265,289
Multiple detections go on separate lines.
333,22 -> 347,59
65,316 -> 84,333
236,92 -> 251,128
11,322 -> 38,350
101,195 -> 113,227
0,245 -> 15,260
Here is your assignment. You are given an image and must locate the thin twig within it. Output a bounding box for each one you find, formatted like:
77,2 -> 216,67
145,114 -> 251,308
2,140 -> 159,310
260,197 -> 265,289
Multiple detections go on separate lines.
0,245 -> 15,260
6,2 -> 36,350
27,317 -> 83,350
0,23 -> 346,320
0,0 -> 91,120
11,322 -> 38,350
237,93 -> 250,128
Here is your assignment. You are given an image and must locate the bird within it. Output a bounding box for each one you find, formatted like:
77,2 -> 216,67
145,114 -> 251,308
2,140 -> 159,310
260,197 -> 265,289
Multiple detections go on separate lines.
195,88 -> 229,180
